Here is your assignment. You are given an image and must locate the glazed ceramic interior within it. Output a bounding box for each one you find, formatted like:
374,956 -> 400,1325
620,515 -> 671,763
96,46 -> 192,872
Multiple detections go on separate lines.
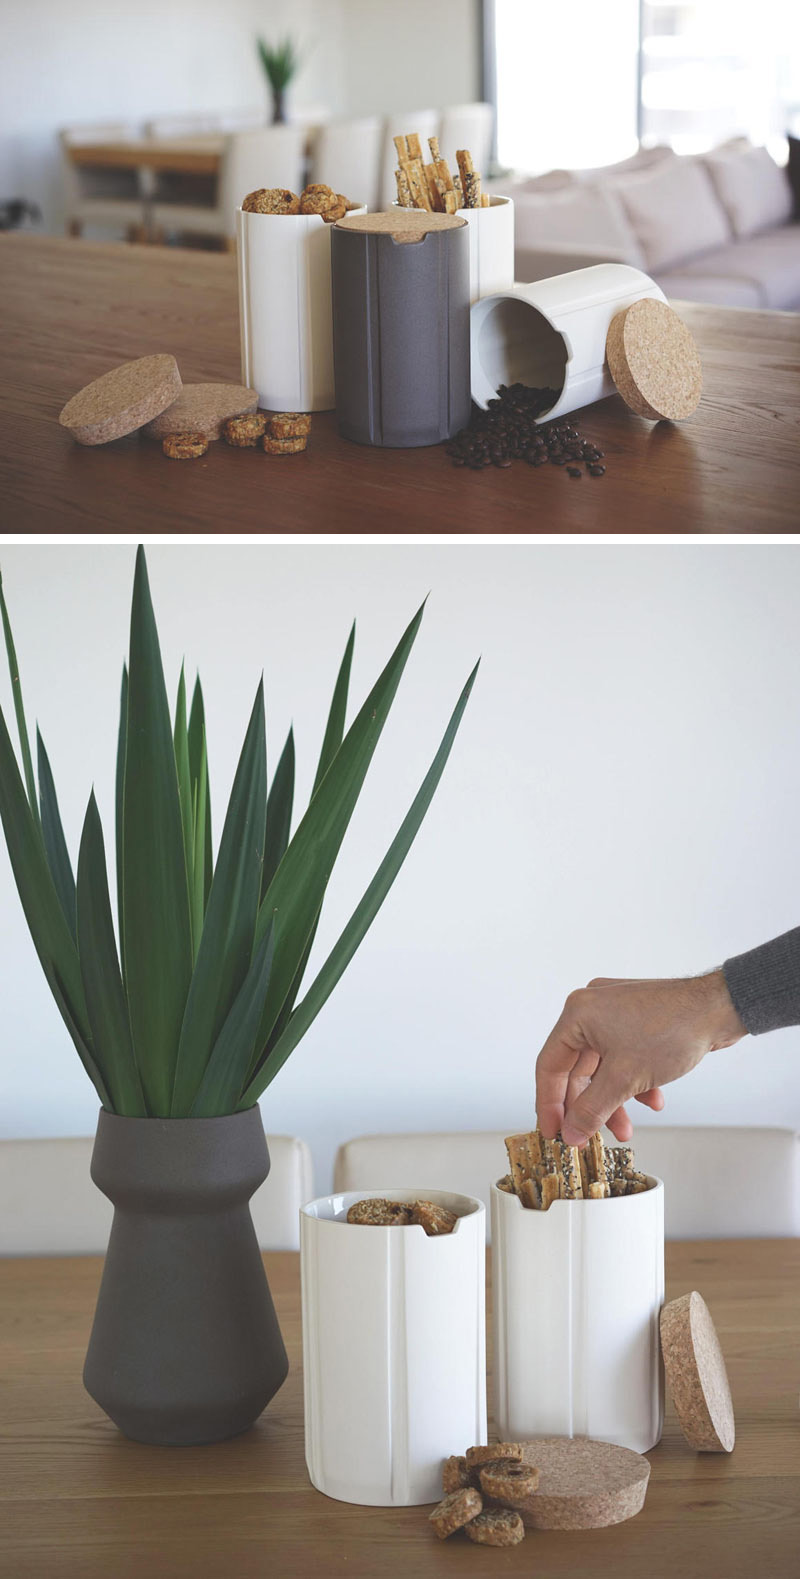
473,295 -> 568,412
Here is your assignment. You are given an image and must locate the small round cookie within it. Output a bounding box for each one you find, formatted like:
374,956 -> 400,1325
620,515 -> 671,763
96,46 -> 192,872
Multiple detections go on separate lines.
224,412 -> 267,447
300,183 -> 347,222
269,412 -> 312,439
162,432 -> 208,460
428,1488 -> 482,1540
262,434 -> 307,455
479,1460 -> 540,1505
466,1442 -> 524,1471
410,1201 -> 457,1237
442,1455 -> 470,1494
465,1509 -> 525,1547
242,188 -> 300,215
346,1198 -> 413,1226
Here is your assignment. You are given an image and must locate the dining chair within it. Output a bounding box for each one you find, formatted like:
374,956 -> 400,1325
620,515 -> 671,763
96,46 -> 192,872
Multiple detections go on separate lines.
144,110 -> 264,138
379,109 -> 440,207
437,102 -> 495,182
150,124 -> 307,247
0,1130 -> 313,1254
307,116 -> 384,212
332,1126 -> 800,1240
60,122 -> 148,241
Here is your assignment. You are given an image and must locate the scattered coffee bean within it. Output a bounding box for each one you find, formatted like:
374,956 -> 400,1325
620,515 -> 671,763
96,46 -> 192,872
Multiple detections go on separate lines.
444,384 -> 608,480
589,464 -> 606,476
567,467 -> 582,478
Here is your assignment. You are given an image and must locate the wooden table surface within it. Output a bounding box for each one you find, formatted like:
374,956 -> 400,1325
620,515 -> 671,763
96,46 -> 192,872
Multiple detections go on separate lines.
1,1240 -> 798,1579
66,138 -> 224,176
2,234 -> 799,534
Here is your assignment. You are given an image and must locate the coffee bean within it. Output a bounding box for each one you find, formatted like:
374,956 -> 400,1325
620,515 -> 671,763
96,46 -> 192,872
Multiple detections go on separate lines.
567,467 -> 582,478
589,464 -> 606,476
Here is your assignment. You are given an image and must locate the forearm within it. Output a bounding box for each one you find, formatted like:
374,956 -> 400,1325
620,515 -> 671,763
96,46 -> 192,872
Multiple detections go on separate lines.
723,926 -> 800,1034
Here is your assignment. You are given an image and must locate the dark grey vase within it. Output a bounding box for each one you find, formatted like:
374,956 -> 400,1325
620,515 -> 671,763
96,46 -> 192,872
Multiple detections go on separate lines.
83,1107 -> 288,1446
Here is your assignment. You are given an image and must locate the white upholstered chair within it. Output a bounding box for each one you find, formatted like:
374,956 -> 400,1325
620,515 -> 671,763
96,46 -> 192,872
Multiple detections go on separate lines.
437,102 -> 494,183
308,116 -> 384,211
333,1127 -> 800,1240
150,124 -> 307,246
60,122 -> 147,240
0,1131 -> 313,1254
378,109 -> 440,207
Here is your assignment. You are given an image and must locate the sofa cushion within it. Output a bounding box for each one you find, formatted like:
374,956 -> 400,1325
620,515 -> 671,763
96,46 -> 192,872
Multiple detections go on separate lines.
655,271 -> 763,309
576,144 -> 675,182
703,144 -> 793,238
613,157 -> 732,272
511,182 -> 644,267
505,169 -> 575,195
671,228 -> 800,310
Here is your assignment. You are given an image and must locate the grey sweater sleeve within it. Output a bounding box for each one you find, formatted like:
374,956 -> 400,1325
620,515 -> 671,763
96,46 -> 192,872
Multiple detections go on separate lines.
722,927 -> 800,1034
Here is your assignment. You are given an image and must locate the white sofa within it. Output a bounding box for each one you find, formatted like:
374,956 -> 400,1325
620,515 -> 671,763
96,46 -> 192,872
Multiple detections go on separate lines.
506,142 -> 799,310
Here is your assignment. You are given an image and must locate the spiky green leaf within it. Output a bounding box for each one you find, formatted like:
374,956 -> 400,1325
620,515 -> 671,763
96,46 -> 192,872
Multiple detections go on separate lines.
37,729 -> 76,943
190,922 -> 275,1118
115,663 -> 128,966
262,725 -> 294,902
190,734 -> 208,950
313,621 -> 355,797
77,791 -> 146,1116
0,568 -> 39,823
173,664 -> 195,951
188,676 -> 213,909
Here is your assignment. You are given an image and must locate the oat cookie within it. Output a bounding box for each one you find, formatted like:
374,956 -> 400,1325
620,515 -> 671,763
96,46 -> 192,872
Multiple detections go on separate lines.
465,1508 -> 525,1546
442,1455 -> 470,1494
479,1460 -> 540,1505
262,433 -> 307,455
161,431 -> 208,460
465,1442 -> 524,1471
269,412 -> 312,439
223,412 -> 267,447
410,1201 -> 457,1237
428,1487 -> 482,1540
242,187 -> 300,215
300,182 -> 348,222
345,1198 -> 413,1226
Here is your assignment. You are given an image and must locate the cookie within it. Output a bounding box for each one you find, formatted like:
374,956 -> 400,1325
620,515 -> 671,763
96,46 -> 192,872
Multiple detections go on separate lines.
300,183 -> 347,222
161,431 -> 208,460
268,412 -> 312,439
410,1201 -> 457,1237
479,1460 -> 540,1505
242,188 -> 300,215
262,434 -> 307,455
345,1198 -> 413,1226
465,1442 -> 524,1471
223,412 -> 267,447
465,1509 -> 525,1546
442,1455 -> 470,1494
428,1487 -> 482,1540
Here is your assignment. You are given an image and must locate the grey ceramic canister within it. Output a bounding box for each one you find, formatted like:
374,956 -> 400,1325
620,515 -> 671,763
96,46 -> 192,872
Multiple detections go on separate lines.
83,1106 -> 288,1446
331,211 -> 472,448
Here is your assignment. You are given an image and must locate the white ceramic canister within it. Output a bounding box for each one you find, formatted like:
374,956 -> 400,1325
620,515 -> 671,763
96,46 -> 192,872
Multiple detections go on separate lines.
470,262 -> 667,422
491,1176 -> 664,1454
236,205 -> 367,412
393,195 -> 514,304
301,1188 -> 487,1506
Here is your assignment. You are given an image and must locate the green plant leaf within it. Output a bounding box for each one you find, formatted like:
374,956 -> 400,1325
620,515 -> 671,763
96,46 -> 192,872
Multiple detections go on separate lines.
261,725 -> 294,902
313,621 -> 355,797
123,546 -> 193,1116
190,732 -> 208,951
242,660 -> 479,1105
170,680 -> 267,1115
249,602 -> 426,1067
173,664 -> 195,952
76,791 -> 147,1116
37,728 -> 77,943
0,697 -> 108,1105
115,664 -> 128,968
0,567 -> 39,823
188,676 -> 213,909
189,922 -> 275,1118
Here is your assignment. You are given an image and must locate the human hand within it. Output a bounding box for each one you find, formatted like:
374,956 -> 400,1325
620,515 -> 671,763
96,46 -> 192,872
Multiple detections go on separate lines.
535,971 -> 746,1147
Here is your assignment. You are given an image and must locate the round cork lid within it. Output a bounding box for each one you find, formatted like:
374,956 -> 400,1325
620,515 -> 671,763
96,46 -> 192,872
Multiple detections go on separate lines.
660,1291 -> 735,1452
517,1437 -> 650,1529
59,354 -> 182,446
335,210 -> 467,244
606,297 -> 702,421
142,382 -> 258,441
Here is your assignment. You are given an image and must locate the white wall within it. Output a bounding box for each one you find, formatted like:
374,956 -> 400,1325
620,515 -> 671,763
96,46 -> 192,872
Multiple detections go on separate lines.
1,544 -> 798,1195
0,0 -> 481,232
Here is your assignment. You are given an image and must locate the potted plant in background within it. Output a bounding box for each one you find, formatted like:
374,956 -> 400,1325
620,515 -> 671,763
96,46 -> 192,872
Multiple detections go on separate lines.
0,547 -> 477,1446
256,36 -> 301,125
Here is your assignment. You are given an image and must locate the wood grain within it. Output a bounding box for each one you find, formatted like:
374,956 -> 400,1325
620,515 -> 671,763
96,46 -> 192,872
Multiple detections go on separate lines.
1,234 -> 799,534
66,140 -> 224,177
1,1241 -> 798,1578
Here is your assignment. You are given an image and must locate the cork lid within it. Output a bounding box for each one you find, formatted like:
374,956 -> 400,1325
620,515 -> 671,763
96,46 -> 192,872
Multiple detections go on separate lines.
59,354 -> 182,446
142,382 -> 258,441
335,210 -> 467,244
606,297 -> 702,421
660,1291 -> 735,1452
518,1437 -> 650,1530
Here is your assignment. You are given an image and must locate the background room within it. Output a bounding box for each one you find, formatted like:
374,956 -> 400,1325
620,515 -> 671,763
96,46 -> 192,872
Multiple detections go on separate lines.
1,542 -> 799,1194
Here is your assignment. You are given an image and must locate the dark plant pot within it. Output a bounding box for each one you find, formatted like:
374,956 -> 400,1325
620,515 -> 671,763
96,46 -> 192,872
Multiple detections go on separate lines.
83,1107 -> 288,1446
271,88 -> 287,125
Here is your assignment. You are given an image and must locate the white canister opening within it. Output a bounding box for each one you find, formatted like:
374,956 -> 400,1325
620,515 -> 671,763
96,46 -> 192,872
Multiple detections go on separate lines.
471,294 -> 568,414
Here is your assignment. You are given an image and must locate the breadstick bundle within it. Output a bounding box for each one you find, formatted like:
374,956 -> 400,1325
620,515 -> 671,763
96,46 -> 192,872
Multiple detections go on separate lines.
393,132 -> 491,213
498,1128 -> 651,1210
